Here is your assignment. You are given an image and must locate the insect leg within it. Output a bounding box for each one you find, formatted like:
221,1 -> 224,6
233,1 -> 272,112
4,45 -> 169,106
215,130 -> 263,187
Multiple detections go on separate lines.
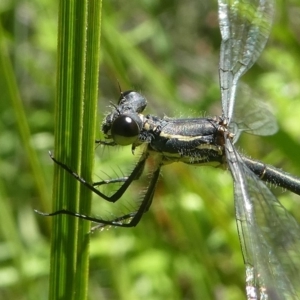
35,164 -> 161,229
49,150 -> 147,203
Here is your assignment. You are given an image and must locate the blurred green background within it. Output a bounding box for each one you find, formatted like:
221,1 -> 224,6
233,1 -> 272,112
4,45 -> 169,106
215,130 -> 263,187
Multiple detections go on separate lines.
1,0 -> 300,299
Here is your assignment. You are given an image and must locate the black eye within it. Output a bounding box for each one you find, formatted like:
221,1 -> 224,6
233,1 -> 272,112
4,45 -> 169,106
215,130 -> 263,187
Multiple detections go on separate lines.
111,115 -> 140,146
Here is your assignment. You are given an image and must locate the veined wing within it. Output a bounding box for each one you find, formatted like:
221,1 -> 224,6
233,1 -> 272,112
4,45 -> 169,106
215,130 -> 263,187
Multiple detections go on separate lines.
218,0 -> 275,122
229,83 -> 278,143
225,138 -> 300,299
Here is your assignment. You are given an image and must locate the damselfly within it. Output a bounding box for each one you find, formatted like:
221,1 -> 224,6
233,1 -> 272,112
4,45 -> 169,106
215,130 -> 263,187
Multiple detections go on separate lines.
37,1 -> 300,299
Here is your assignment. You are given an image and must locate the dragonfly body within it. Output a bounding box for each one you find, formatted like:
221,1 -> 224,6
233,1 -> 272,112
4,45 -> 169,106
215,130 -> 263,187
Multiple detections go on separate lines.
38,1 -> 300,298
103,91 -> 226,167
148,116 -> 225,166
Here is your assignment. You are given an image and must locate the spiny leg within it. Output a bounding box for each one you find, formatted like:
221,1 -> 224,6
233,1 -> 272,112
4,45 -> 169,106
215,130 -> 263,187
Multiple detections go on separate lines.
91,165 -> 161,230
35,165 -> 161,229
48,151 -> 147,203
117,165 -> 161,227
93,177 -> 128,186
92,156 -> 145,187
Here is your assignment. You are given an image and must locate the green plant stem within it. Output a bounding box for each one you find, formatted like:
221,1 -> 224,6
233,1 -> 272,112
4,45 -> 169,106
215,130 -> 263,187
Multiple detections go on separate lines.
75,1 -> 102,299
49,0 -> 102,299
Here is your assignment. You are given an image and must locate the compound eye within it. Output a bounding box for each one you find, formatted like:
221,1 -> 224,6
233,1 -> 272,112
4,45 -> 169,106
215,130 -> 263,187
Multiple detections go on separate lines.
111,115 -> 140,146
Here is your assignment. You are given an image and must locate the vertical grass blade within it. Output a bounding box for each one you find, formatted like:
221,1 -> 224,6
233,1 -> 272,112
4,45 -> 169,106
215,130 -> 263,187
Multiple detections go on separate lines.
75,1 -> 102,299
49,0 -> 102,299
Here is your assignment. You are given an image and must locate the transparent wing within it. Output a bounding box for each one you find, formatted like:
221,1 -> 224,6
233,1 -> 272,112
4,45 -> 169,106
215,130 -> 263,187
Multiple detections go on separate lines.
218,0 -> 275,122
225,138 -> 300,299
229,83 -> 278,142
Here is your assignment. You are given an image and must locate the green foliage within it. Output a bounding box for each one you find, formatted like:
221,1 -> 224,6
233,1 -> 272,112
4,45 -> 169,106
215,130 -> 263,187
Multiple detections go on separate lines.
1,0 -> 300,299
